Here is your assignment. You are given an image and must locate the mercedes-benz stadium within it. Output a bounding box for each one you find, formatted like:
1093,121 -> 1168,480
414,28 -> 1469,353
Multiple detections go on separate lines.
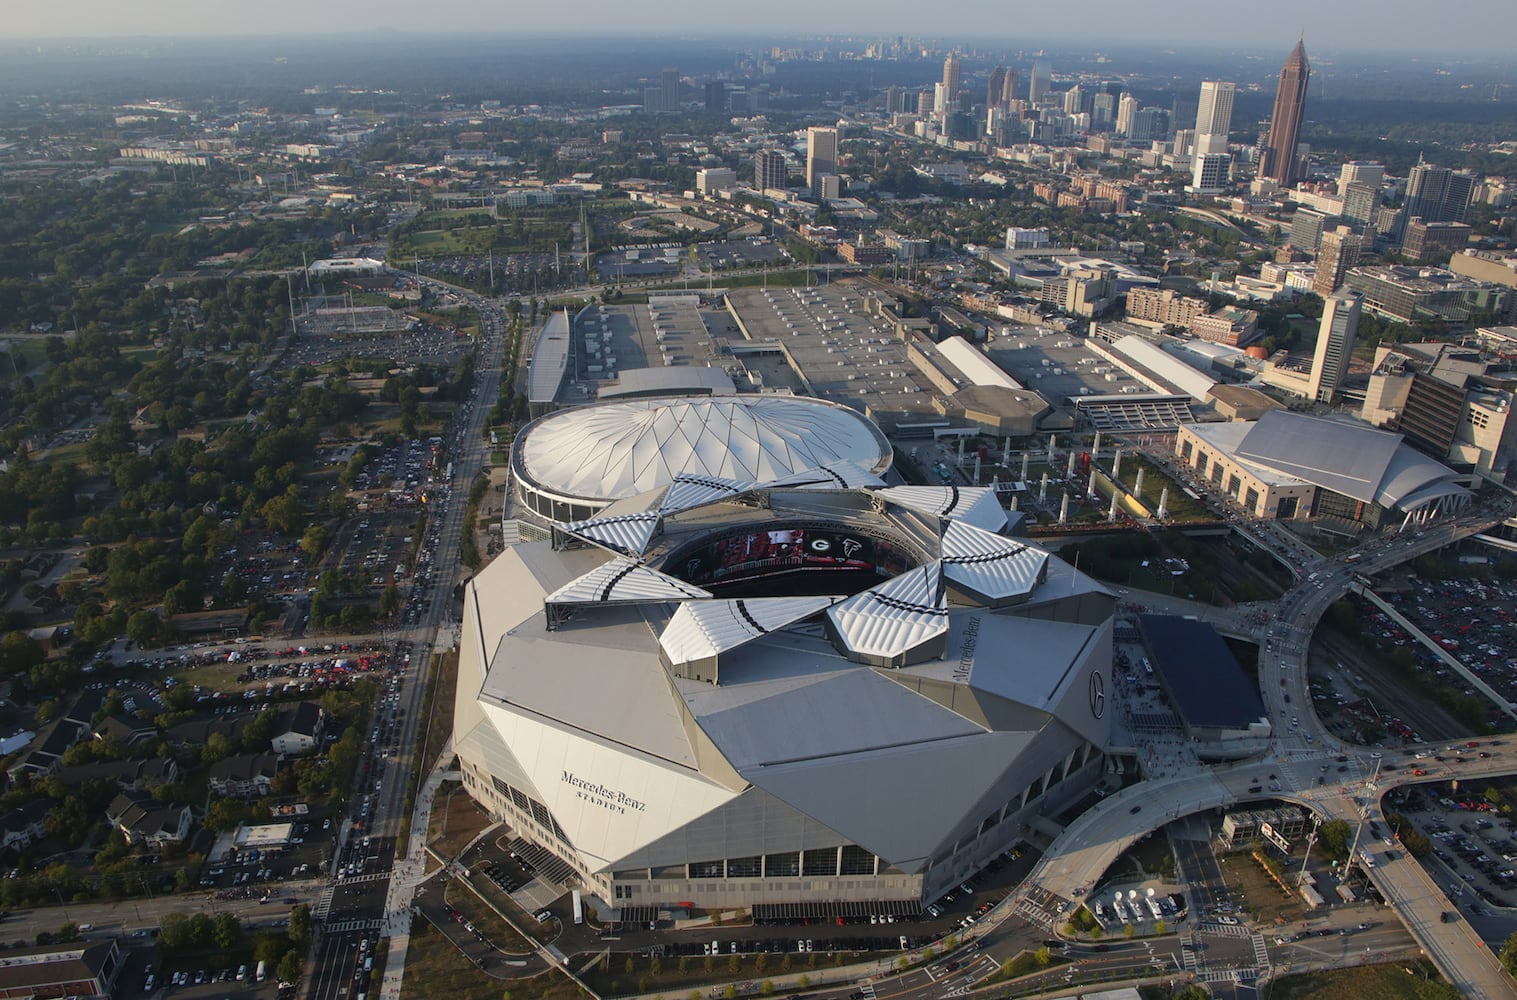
457,410 -> 1117,916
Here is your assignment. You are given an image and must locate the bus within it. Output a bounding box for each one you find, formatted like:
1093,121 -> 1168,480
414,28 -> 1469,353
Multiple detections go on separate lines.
572,889 -> 584,926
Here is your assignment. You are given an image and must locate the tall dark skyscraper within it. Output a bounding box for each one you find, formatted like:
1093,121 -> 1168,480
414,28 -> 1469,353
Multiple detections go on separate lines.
987,66 -> 1006,111
1261,39 -> 1310,186
661,68 -> 680,113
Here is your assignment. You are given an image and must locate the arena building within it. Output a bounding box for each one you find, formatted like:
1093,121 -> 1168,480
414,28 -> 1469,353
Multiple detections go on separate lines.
1174,409 -> 1470,529
459,445 -> 1117,915
510,394 -> 893,525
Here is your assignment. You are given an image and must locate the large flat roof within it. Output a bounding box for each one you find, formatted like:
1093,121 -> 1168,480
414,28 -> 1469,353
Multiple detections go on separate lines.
1138,614 -> 1265,729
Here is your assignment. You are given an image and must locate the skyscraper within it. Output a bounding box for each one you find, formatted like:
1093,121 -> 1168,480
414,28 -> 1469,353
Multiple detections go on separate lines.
1261,40 -> 1310,186
987,67 -> 1006,111
1308,290 -> 1361,403
1029,61 -> 1050,104
1313,227 -> 1368,296
1193,81 -> 1235,155
704,81 -> 726,114
755,150 -> 787,192
1001,69 -> 1020,109
661,68 -> 681,113
806,126 -> 838,194
942,52 -> 962,111
1116,93 -> 1139,136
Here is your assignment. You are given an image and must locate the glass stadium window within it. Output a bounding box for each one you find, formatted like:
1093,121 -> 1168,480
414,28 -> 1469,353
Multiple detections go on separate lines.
1210,465 -> 1223,485
689,860 -> 725,879
1195,454 -> 1207,476
530,799 -> 552,828
1277,496 -> 1299,519
510,787 -> 530,813
727,856 -> 761,878
490,775 -> 512,799
1244,487 -> 1259,512
979,810 -> 1001,836
1226,474 -> 1241,497
764,852 -> 800,877
551,816 -> 570,844
802,848 -> 838,876
1180,440 -> 1192,461
839,845 -> 875,876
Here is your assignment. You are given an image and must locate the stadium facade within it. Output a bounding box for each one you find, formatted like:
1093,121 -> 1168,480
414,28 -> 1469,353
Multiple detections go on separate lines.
456,397 -> 1116,913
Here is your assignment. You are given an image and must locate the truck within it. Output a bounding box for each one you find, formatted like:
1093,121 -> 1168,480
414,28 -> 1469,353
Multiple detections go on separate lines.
572,889 -> 584,926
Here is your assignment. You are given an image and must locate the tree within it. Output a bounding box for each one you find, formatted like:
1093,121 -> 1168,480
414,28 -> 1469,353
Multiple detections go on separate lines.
288,904 -> 312,947
1318,819 -> 1353,862
1502,930 -> 1517,977
126,610 -> 161,647
276,951 -> 302,984
213,912 -> 242,950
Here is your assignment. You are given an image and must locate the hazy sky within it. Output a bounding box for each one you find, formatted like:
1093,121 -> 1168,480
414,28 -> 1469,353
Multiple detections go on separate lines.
9,0 -> 1517,55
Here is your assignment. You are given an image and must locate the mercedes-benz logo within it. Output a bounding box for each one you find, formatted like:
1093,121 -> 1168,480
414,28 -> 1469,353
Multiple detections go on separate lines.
1089,670 -> 1106,719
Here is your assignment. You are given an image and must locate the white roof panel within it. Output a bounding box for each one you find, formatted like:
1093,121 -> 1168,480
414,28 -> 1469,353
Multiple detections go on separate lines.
561,512 -> 661,556
661,473 -> 752,515
659,596 -> 843,668
875,485 -> 1008,532
940,520 -> 1048,603
546,556 -> 712,605
827,563 -> 948,664
761,460 -> 887,491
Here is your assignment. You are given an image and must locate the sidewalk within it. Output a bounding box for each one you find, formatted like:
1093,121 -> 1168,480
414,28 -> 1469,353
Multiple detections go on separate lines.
378,746 -> 458,1000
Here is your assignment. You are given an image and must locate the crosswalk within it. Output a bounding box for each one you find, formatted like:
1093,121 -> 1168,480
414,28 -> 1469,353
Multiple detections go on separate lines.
1199,966 -> 1256,984
312,886 -> 335,921
1197,920 -> 1251,938
327,918 -> 383,934
1250,932 -> 1271,971
338,871 -> 394,886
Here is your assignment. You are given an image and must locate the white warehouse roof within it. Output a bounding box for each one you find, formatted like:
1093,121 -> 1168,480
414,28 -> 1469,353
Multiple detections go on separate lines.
1111,335 -> 1217,402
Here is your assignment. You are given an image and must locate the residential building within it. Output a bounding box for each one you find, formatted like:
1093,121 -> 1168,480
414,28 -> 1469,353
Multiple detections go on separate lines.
106,793 -> 193,847
1342,181 -> 1379,231
271,702 -> 325,755
987,67 -> 1006,111
1313,227 -> 1369,296
0,941 -> 123,1000
209,753 -> 282,797
704,81 -> 726,113
1308,290 -> 1362,403
1261,39 -> 1310,186
1338,161 -> 1384,195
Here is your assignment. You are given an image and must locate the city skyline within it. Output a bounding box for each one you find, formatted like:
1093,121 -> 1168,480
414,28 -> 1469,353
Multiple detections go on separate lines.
6,1 -> 1517,56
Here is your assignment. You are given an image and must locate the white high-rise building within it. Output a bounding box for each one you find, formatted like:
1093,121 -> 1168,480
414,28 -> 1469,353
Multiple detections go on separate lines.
1308,290 -> 1362,403
1115,94 -> 1139,136
1193,81 -> 1234,155
1190,152 -> 1231,195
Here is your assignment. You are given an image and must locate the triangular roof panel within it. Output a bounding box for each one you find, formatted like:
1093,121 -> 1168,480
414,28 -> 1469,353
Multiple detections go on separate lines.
827,563 -> 948,665
940,520 -> 1048,605
660,596 -> 843,669
560,512 -> 660,556
874,485 -> 1008,532
546,557 -> 712,606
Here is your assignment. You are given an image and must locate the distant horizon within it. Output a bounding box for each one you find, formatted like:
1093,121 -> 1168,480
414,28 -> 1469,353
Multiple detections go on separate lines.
5,1 -> 1517,59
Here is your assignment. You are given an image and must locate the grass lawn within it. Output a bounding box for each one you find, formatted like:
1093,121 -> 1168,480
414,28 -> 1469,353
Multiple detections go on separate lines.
1215,849 -> 1309,926
400,918 -> 588,1000
1267,959 -> 1459,1000
428,783 -> 492,860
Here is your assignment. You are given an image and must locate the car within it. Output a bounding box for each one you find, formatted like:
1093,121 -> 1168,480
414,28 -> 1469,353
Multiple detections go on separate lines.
1130,805 -> 1142,814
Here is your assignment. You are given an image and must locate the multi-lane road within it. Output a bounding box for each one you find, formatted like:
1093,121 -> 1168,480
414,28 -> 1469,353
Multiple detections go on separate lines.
307,289 -> 508,1000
